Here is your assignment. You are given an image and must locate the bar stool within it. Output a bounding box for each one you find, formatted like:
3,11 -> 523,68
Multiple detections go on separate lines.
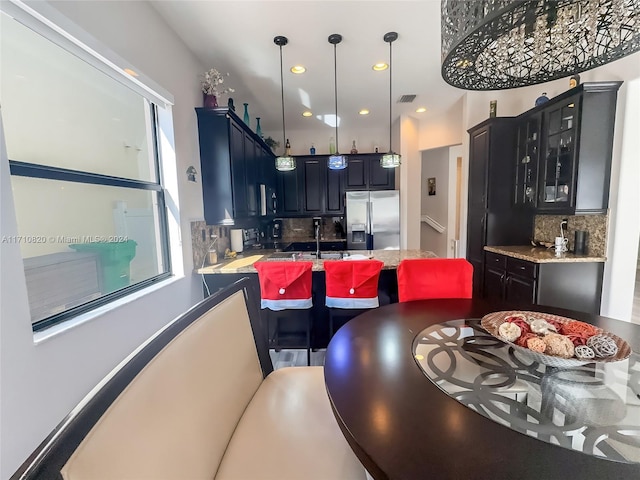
324,259 -> 384,339
254,261 -> 313,365
397,258 -> 473,302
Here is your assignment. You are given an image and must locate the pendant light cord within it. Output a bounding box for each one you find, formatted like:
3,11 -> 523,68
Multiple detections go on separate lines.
333,42 -> 339,153
279,44 -> 286,150
388,38 -> 393,154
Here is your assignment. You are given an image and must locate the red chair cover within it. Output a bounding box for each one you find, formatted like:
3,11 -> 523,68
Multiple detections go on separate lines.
324,259 -> 384,309
397,258 -> 473,302
254,261 -> 313,311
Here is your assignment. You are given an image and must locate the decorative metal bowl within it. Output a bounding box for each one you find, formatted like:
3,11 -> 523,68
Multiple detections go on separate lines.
481,311 -> 632,368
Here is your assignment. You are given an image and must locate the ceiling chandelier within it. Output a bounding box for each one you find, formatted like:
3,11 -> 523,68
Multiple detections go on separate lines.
274,35 -> 295,171
328,33 -> 347,170
441,0 -> 640,90
381,32 -> 401,169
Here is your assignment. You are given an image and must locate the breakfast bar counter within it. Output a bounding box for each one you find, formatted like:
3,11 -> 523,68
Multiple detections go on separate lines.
196,249 -> 437,274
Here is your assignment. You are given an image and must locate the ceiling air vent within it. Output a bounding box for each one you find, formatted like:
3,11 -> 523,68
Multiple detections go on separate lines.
397,94 -> 416,103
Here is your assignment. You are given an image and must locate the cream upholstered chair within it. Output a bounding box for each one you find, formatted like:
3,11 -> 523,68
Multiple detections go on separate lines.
12,278 -> 367,480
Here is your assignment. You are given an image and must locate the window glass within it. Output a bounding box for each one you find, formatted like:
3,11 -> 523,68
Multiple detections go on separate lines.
0,12 -> 171,329
1,14 -> 155,182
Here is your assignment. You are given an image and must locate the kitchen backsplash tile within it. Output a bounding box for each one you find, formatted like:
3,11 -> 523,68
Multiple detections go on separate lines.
280,217 -> 345,241
192,217 -> 346,268
191,221 -> 230,268
534,214 -> 607,257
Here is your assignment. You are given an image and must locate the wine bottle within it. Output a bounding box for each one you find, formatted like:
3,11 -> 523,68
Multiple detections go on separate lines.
310,144 -> 316,155
285,139 -> 291,156
350,140 -> 358,154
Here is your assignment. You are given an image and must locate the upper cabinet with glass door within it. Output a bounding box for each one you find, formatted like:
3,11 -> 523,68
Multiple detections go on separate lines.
515,82 -> 621,215
538,98 -> 579,212
515,114 -> 541,208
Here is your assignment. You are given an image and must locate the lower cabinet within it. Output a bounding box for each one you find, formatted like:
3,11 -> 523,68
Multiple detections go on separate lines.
483,251 -> 604,314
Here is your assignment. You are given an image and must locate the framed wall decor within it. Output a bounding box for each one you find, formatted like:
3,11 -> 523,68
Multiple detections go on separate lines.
428,177 -> 436,196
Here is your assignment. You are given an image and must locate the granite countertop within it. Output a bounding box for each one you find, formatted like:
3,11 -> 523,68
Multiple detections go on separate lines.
196,249 -> 437,274
484,245 -> 606,263
277,237 -> 346,243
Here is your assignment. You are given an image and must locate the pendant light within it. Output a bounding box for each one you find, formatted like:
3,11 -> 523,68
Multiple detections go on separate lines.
381,32 -> 400,169
274,35 -> 295,172
328,34 -> 347,170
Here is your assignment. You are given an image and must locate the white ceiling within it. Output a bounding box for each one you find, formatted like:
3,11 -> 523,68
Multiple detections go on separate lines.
151,0 -> 464,139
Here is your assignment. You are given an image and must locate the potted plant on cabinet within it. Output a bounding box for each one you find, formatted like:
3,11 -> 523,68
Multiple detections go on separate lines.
264,136 -> 280,153
201,68 -> 234,108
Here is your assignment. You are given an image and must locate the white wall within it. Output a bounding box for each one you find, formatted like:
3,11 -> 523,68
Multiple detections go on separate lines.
447,145 -> 463,258
399,115 -> 420,249
601,77 -> 640,322
421,147 -> 449,257
418,96 -> 464,150
447,53 -> 640,321
263,125 -> 389,156
0,1 -> 206,477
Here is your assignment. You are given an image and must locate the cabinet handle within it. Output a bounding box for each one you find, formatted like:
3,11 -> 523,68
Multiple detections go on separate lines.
520,266 -> 525,270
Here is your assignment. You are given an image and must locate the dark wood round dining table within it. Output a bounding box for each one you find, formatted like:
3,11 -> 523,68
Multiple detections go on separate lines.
324,298 -> 640,480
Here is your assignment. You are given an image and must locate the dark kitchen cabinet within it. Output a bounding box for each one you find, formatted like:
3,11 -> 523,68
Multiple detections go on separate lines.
244,136 -> 258,217
483,251 -> 603,314
466,118 -> 534,297
515,114 -> 541,207
345,154 -> 395,191
229,122 -> 248,219
484,255 -> 537,304
196,107 -> 275,224
326,167 -> 345,214
301,157 -> 325,214
277,169 -> 301,214
537,96 -> 580,212
277,157 -> 327,216
515,82 -> 621,214
274,153 -> 392,217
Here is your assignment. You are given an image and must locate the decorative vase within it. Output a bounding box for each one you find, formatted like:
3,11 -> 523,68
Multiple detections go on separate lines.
203,93 -> 218,108
255,117 -> 262,137
243,103 -> 250,126
535,93 -> 549,107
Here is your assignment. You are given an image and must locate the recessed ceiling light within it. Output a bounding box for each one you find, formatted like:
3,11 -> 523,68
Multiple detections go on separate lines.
291,65 -> 306,74
123,68 -> 138,77
302,111 -> 313,117
359,109 -> 370,115
372,63 -> 388,71
415,107 -> 427,113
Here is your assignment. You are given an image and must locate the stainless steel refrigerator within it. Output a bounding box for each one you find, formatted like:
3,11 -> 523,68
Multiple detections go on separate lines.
346,191 -> 400,250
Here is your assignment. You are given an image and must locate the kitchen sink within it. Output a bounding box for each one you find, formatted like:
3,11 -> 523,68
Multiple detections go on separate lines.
265,251 -> 347,261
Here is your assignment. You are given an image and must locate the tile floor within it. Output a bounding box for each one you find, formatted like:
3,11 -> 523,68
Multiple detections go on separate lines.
269,349 -> 326,368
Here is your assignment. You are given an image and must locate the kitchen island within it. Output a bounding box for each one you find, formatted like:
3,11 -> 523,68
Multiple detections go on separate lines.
197,249 -> 437,348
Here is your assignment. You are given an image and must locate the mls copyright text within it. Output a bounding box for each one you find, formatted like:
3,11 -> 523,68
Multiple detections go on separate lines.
1,235 -> 130,244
